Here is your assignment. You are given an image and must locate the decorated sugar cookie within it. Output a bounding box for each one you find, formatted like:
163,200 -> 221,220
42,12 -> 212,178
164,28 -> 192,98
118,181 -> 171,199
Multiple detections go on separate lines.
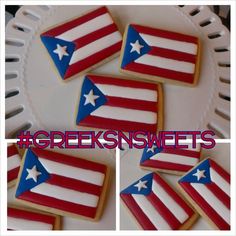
178,158 -> 230,230
76,74 -> 163,133
15,148 -> 110,221
41,6 -> 122,80
120,173 -> 198,230
140,144 -> 201,174
120,24 -> 201,86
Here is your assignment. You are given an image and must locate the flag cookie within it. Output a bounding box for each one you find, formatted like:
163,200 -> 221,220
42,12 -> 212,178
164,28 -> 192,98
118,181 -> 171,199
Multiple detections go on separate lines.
140,144 -> 201,175
8,144 -> 21,188
8,205 -> 61,230
120,24 -> 201,86
120,173 -> 198,230
15,148 -> 110,221
41,6 -> 122,81
178,158 -> 230,230
76,74 -> 163,133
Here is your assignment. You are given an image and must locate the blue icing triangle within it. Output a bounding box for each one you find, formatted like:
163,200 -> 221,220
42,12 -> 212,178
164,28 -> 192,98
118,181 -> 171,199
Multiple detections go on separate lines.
140,145 -> 163,163
179,159 -> 212,184
41,36 -> 75,79
16,148 -> 50,197
121,25 -> 151,68
76,76 -> 107,124
121,173 -> 153,195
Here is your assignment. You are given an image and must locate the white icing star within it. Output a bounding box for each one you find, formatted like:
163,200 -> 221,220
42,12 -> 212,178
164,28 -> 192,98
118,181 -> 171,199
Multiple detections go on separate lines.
53,44 -> 69,60
134,180 -> 148,191
130,40 -> 144,54
193,169 -> 206,181
84,89 -> 100,106
147,146 -> 156,153
26,165 -> 42,183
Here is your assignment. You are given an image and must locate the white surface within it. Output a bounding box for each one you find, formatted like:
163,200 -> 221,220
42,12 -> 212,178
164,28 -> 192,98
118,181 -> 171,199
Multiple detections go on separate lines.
5,5 -> 230,138
8,148 -> 116,230
120,143 -> 230,230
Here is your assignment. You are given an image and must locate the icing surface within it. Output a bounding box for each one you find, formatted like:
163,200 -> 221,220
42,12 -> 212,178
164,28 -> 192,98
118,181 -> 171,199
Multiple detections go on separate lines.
8,154 -> 21,171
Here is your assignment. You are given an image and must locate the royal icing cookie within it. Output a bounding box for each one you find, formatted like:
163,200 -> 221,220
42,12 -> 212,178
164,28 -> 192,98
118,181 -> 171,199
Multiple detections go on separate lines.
41,6 -> 122,81
178,158 -> 230,230
120,173 -> 198,230
15,148 -> 110,221
8,205 -> 61,230
76,74 -> 163,133
140,144 -> 201,175
120,24 -> 201,86
8,144 -> 21,188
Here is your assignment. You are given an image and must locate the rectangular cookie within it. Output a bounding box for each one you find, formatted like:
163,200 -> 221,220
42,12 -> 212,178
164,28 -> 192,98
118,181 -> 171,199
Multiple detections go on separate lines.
140,144 -> 201,175
120,24 -> 201,86
15,148 -> 110,221
178,158 -> 230,230
8,205 -> 61,230
120,172 -> 198,230
8,144 -> 21,188
76,74 -> 163,133
41,6 -> 122,81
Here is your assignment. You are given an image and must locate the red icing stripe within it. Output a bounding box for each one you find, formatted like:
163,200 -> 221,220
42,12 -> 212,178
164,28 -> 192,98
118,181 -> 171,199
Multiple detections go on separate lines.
7,145 -> 18,157
124,61 -> 194,84
78,115 -> 157,133
120,194 -> 156,230
209,159 -> 230,183
180,182 -> 230,230
149,46 -> 197,63
74,23 -> 118,49
131,24 -> 198,44
147,192 -> 181,229
18,191 -> 97,218
8,167 -> 20,183
46,174 -> 102,196
154,174 -> 194,217
8,207 -> 55,225
141,159 -> 193,172
88,74 -> 157,90
161,148 -> 200,158
205,182 -> 230,209
64,42 -> 121,79
106,96 -> 157,112
31,148 -> 107,174
42,6 -> 108,37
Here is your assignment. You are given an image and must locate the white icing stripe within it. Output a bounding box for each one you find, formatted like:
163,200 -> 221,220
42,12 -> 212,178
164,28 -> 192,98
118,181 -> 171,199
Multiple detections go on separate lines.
30,182 -> 99,207
152,180 -> 189,223
7,154 -> 21,171
38,157 -> 104,186
132,194 -> 171,230
56,13 -> 113,42
140,33 -> 198,55
191,183 -> 230,224
135,54 -> 195,74
69,31 -> 121,65
150,153 -> 198,166
90,106 -> 157,124
95,84 -> 157,102
210,168 -> 230,196
8,217 -> 53,230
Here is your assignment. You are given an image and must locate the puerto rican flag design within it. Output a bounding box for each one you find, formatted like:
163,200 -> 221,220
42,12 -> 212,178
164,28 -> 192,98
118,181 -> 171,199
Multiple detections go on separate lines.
120,24 -> 199,84
120,173 -> 196,230
178,159 -> 230,230
76,74 -> 161,133
15,148 -> 108,219
8,144 -> 21,185
8,207 -> 59,230
41,6 -> 122,80
140,144 -> 201,173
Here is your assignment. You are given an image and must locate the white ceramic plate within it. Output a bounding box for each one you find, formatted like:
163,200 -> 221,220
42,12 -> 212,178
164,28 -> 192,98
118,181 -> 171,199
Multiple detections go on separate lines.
120,143 -> 230,230
5,5 -> 230,138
